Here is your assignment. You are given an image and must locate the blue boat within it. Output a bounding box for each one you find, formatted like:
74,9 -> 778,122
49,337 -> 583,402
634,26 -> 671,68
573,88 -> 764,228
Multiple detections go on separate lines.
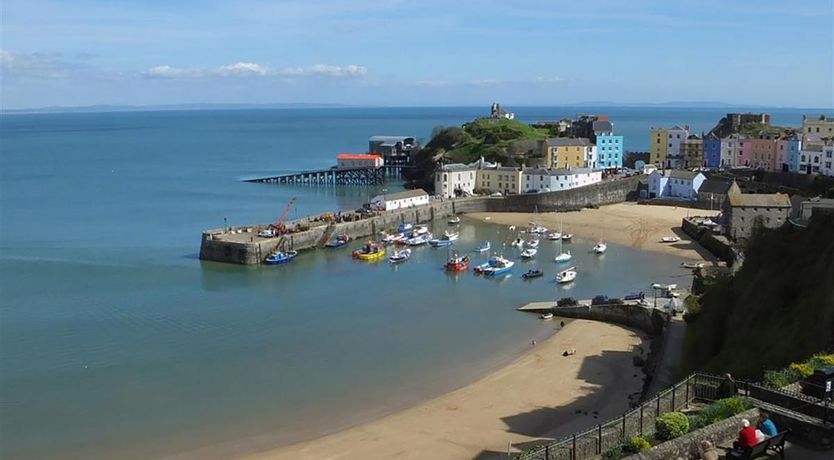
397,223 -> 413,233
483,257 -> 514,276
325,234 -> 350,248
474,241 -> 491,253
264,250 -> 298,265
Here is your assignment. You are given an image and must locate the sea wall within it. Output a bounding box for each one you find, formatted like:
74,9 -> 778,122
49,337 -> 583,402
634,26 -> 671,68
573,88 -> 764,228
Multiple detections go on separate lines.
199,177 -> 640,265
681,218 -> 735,263
552,304 -> 669,336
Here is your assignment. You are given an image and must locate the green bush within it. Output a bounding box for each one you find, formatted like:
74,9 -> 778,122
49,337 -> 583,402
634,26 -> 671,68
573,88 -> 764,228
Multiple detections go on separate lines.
789,362 -> 815,378
624,435 -> 650,453
656,411 -> 689,441
763,369 -> 800,388
683,295 -> 702,323
602,446 -> 624,460
693,397 -> 752,428
811,353 -> 834,367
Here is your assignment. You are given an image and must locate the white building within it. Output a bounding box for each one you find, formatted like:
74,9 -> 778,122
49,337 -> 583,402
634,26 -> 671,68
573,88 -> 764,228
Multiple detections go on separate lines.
800,142 -> 834,176
648,170 -> 706,200
720,134 -> 744,168
521,167 -> 602,193
434,164 -> 477,198
370,189 -> 429,211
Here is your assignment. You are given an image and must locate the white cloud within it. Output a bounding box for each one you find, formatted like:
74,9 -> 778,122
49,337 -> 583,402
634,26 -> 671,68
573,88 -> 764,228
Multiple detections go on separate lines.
535,75 -> 565,83
469,79 -> 498,87
143,61 -> 367,79
0,49 -> 80,78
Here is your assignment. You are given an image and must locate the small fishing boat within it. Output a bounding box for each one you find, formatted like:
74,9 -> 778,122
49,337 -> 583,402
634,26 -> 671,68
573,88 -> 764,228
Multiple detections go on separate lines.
381,232 -> 404,245
529,224 -> 548,234
561,234 -> 573,241
661,236 -> 680,243
473,261 -> 492,273
448,216 -> 461,224
389,248 -> 411,263
263,250 -> 298,265
681,262 -> 704,269
592,241 -> 607,254
406,233 -> 432,246
430,231 -> 459,247
546,232 -> 562,240
397,222 -> 413,233
508,225 -> 517,231
445,253 -> 470,271
540,312 -> 554,320
554,251 -> 572,263
624,292 -> 646,301
325,234 -> 350,248
353,241 -> 385,261
511,237 -> 525,247
258,228 -> 276,238
412,225 -> 429,235
555,267 -> 577,283
483,257 -> 514,276
520,248 -> 537,259
522,269 -> 544,279
474,241 -> 491,253
526,239 -> 540,248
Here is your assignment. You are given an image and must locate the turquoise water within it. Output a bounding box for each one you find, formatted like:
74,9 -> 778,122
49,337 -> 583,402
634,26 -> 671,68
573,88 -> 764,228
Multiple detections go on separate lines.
0,107 -> 819,459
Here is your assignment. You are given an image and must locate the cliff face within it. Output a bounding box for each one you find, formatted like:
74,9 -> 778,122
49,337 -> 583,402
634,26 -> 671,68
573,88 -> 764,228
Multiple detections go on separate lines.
682,213 -> 834,378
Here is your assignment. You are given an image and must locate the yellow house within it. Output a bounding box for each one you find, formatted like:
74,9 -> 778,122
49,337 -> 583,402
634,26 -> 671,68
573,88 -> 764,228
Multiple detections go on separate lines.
541,138 -> 595,169
650,128 -> 668,165
475,166 -> 522,195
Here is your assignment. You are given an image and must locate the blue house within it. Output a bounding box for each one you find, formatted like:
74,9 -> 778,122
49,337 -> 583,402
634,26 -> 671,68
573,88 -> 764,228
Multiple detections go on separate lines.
703,133 -> 721,168
596,133 -> 624,169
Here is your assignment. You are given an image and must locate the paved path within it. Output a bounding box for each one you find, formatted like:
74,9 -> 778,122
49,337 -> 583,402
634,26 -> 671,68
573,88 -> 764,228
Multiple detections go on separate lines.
646,316 -> 687,397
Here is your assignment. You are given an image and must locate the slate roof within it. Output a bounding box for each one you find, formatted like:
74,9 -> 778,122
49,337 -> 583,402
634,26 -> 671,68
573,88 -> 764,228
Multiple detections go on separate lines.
545,137 -> 593,147
727,192 -> 792,208
698,179 -> 733,195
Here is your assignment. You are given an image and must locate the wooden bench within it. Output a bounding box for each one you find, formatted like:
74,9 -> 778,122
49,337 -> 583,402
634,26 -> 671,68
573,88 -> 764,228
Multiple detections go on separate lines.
725,430 -> 788,459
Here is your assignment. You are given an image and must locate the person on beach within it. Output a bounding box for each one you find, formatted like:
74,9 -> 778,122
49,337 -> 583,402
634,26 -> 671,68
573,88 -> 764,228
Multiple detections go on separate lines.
758,410 -> 777,437
717,373 -> 737,399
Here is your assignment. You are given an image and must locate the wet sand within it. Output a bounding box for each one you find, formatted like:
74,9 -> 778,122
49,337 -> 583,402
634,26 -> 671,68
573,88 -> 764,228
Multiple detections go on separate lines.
241,319 -> 646,460
468,202 -> 720,264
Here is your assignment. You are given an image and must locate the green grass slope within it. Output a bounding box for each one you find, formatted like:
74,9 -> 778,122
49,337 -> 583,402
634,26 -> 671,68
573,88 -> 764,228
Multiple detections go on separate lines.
682,213 -> 834,379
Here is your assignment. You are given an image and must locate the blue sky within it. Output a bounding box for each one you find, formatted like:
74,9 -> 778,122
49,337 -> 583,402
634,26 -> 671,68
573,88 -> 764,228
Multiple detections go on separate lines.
1,0 -> 832,109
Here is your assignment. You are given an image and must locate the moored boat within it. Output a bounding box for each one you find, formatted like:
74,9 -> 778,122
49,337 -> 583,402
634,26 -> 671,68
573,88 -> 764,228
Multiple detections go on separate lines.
554,251 -> 572,263
540,312 -> 554,320
661,236 -> 680,243
264,250 -> 298,265
325,234 -> 350,248
483,257 -> 514,276
529,224 -> 547,234
352,241 -> 385,261
561,234 -> 573,241
526,239 -> 540,248
397,222 -> 413,233
448,216 -> 461,224
522,269 -> 544,279
406,233 -> 432,246
681,261 -> 704,269
520,248 -> 537,259
592,241 -> 607,254
555,266 -> 577,283
546,232 -> 562,240
430,231 -> 459,247
445,253 -> 470,271
389,248 -> 412,263
511,237 -> 525,247
412,225 -> 429,235
381,232 -> 404,245
474,241 -> 491,253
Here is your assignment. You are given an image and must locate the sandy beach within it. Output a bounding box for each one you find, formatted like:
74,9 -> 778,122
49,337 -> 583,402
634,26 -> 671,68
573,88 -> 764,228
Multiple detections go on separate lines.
241,319 -> 646,460
468,202 -> 720,263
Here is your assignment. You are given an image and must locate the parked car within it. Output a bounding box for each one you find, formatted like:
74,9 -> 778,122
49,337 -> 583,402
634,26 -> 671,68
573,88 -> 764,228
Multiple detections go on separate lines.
490,191 -> 503,197
591,295 -> 609,305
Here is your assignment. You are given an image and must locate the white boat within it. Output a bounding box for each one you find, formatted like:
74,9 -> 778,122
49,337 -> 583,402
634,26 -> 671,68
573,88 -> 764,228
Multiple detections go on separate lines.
397,222 -> 413,233
661,236 -> 680,243
412,225 -> 429,235
526,239 -> 540,248
555,267 -> 577,283
389,248 -> 412,263
546,232 -> 562,240
540,312 -> 554,320
593,241 -> 607,254
474,241 -> 491,253
258,228 -> 276,238
511,237 -> 525,247
529,224 -> 548,234
381,232 -> 404,244
406,233 -> 433,246
483,257 -> 514,276
554,251 -> 572,263
681,262 -> 704,269
520,248 -> 537,259
448,216 -> 461,224
429,231 -> 458,247
561,234 -> 573,241
508,225 -> 517,231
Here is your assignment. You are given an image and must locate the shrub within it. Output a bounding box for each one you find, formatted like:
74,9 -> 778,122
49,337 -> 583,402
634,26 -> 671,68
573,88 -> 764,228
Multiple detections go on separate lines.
602,446 -> 624,460
623,435 -> 650,453
763,369 -> 800,388
694,397 -> 752,428
683,295 -> 702,323
656,411 -> 690,441
789,362 -> 815,378
557,297 -> 578,307
809,353 -> 834,367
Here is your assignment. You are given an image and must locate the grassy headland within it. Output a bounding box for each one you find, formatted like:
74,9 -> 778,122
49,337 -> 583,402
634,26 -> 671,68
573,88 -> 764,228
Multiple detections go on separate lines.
681,212 -> 834,379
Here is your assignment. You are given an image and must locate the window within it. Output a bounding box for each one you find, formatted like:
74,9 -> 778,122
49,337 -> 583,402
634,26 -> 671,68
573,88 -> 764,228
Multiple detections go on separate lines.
827,162 -> 832,169
814,157 -> 819,163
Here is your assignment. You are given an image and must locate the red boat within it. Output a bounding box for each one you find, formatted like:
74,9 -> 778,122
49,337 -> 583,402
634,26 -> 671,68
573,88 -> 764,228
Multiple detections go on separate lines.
445,253 -> 470,271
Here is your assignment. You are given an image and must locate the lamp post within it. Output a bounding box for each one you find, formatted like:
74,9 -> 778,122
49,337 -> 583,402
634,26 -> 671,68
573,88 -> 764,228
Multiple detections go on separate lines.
224,217 -> 227,232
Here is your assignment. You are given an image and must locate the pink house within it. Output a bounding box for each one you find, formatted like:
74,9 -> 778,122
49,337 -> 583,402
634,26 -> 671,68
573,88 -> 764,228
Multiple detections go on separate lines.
737,139 -> 753,167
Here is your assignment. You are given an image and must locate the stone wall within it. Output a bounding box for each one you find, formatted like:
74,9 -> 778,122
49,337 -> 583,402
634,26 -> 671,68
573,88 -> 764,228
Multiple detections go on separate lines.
552,304 -> 669,336
622,408 -> 759,460
681,218 -> 735,264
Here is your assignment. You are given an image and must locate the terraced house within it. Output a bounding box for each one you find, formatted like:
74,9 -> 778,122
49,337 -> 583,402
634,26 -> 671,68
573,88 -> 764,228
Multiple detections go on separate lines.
541,137 -> 597,169
593,119 -> 624,169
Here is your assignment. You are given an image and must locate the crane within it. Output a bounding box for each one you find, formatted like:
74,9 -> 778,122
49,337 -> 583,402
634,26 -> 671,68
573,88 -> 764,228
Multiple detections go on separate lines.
269,197 -> 297,235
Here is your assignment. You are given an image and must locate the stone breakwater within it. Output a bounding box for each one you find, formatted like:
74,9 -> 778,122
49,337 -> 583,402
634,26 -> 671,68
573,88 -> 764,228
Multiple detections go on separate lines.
199,176 -> 641,265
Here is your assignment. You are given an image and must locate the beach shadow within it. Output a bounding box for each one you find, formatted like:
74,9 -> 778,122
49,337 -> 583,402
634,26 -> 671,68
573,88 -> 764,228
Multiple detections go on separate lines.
667,228 -> 720,263
469,347 -> 646,459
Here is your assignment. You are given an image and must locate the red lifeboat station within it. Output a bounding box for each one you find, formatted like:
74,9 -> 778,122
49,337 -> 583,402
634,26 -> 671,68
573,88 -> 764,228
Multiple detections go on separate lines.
336,153 -> 383,170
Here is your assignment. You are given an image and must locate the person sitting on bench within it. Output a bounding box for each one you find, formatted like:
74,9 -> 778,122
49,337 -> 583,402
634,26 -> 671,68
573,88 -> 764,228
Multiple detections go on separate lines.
758,410 -> 777,438
736,418 -> 758,450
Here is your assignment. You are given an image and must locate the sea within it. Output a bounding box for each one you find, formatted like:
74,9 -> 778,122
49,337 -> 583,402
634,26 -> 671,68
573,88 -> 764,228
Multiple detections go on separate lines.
0,106 -> 824,459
